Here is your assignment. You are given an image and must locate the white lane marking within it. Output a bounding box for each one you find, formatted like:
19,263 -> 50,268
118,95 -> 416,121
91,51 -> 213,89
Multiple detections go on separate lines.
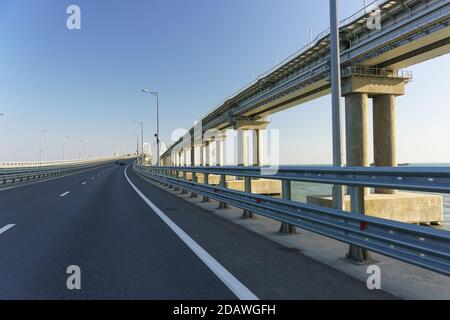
81,181 -> 87,185
59,191 -> 70,197
91,177 -> 95,180
0,224 -> 15,235
124,164 -> 258,301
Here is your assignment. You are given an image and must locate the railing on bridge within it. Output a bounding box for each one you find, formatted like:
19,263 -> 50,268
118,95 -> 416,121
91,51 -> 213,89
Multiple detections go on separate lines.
133,163 -> 450,276
0,156 -> 133,185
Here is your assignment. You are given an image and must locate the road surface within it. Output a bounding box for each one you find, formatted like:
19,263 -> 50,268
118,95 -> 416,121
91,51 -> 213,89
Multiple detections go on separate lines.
0,161 -> 396,299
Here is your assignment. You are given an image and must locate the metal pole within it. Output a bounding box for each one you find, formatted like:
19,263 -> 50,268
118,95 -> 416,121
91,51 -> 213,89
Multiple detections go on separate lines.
40,134 -> 43,163
141,123 -> 144,163
156,93 -> 160,166
329,0 -> 345,211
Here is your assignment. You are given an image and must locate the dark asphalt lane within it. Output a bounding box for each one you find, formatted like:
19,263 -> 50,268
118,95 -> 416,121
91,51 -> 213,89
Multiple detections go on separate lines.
0,161 -> 397,300
127,167 -> 397,300
0,161 -> 235,299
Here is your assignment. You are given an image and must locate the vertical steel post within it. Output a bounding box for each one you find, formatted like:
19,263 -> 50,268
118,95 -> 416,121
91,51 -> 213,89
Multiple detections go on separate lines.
347,186 -> 372,263
279,180 -> 296,234
218,174 -> 228,209
329,0 -> 345,211
242,177 -> 253,219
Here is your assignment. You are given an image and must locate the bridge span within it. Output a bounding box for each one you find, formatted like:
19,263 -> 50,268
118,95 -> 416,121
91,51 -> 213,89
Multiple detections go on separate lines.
159,0 -> 450,227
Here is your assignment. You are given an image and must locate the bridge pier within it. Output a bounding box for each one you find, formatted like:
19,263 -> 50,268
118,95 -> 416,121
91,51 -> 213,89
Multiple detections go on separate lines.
345,92 -> 370,196
308,70 -> 443,227
373,94 -> 397,194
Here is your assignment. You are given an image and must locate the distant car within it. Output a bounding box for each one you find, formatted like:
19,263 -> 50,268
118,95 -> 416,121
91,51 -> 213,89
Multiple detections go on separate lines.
119,161 -> 125,166
115,161 -> 119,164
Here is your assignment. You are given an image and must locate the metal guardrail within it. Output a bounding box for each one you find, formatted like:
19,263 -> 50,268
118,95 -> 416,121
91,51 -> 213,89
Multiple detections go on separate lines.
133,164 -> 450,276
0,157 -> 131,185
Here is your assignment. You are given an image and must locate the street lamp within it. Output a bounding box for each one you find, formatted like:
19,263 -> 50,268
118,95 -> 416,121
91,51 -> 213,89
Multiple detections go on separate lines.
130,134 -> 139,157
63,136 -> 70,161
39,129 -> 48,163
329,0 -> 344,211
133,120 -> 144,163
142,89 -> 160,166
79,139 -> 85,160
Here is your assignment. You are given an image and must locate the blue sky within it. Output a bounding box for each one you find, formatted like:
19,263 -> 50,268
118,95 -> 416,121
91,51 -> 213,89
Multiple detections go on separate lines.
1,0 -> 449,164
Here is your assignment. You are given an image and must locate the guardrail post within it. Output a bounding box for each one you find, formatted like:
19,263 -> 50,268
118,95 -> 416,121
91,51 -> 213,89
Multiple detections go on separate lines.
279,180 -> 296,234
174,170 -> 180,191
218,174 -> 228,209
346,186 -> 372,264
242,176 -> 254,219
190,171 -> 198,198
182,171 -> 188,194
202,173 -> 210,202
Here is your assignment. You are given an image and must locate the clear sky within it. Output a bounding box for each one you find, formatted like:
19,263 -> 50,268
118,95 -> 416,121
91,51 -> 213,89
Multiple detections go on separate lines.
1,0 -> 449,164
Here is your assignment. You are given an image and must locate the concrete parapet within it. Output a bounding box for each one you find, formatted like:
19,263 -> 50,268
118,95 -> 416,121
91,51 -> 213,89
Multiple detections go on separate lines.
307,193 -> 443,224
227,179 -> 281,196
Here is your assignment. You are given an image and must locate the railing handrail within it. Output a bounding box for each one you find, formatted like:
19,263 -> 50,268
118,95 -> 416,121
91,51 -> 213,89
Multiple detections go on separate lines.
141,165 -> 450,194
133,163 -> 450,276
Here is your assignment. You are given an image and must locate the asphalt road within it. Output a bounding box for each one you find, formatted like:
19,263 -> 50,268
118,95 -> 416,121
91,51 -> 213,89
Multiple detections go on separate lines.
0,161 -> 396,300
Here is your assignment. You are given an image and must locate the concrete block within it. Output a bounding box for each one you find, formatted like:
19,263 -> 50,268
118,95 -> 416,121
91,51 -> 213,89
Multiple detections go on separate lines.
226,179 -> 282,196
307,192 -> 443,224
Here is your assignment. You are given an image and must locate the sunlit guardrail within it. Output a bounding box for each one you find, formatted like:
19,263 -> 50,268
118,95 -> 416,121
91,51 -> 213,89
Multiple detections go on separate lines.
134,164 -> 450,276
0,156 -> 133,185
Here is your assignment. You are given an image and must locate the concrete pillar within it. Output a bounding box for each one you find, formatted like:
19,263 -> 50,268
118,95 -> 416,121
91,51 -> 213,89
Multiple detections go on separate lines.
237,130 -> 249,166
216,140 -> 224,166
205,141 -> 211,166
373,94 -> 397,194
252,129 -> 264,166
200,144 -> 205,166
345,93 -> 370,196
191,145 -> 195,166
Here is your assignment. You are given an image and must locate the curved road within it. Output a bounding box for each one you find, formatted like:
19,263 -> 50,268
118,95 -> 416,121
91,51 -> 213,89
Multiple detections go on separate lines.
0,161 -> 396,300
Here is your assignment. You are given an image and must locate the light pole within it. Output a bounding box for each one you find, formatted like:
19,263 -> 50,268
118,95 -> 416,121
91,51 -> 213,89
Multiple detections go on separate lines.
63,136 -> 69,161
39,129 -> 47,163
131,134 -> 139,157
329,0 -> 345,211
134,121 -> 144,163
142,90 -> 160,166
79,139 -> 85,160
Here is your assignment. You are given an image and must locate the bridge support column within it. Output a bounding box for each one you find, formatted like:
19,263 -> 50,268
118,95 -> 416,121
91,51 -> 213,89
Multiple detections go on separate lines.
237,129 -> 249,167
345,93 -> 370,196
205,141 -> 212,166
373,94 -> 397,194
190,141 -> 198,198
252,129 -> 264,167
216,139 -> 224,166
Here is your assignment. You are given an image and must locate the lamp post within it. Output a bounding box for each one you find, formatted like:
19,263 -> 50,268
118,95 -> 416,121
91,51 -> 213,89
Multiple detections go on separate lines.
131,134 -> 139,158
142,90 -> 160,166
134,121 -> 144,163
63,136 -> 69,161
39,129 -> 47,163
79,139 -> 85,160
329,0 -> 345,211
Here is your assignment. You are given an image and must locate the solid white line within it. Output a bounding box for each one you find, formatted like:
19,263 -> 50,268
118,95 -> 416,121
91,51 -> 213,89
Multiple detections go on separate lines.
0,224 -> 15,235
59,191 -> 70,197
124,164 -> 258,301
